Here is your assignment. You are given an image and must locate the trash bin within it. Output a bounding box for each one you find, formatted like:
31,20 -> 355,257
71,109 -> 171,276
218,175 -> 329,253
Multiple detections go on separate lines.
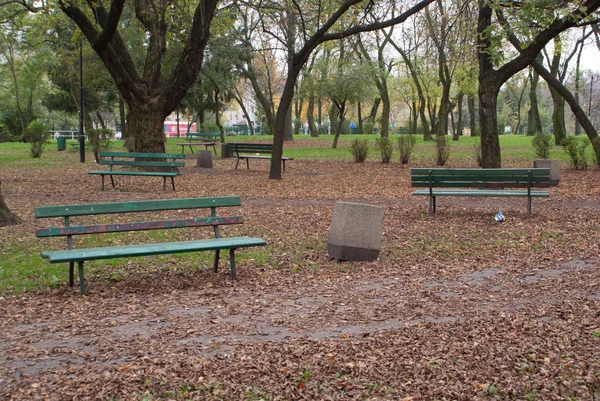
221,143 -> 233,158
57,136 -> 66,151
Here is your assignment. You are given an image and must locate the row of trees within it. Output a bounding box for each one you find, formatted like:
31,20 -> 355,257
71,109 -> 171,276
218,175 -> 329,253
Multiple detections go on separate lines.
2,0 -> 600,180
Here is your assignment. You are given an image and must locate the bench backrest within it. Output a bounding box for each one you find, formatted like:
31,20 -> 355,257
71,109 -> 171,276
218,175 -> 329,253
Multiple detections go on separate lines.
98,151 -> 186,172
231,143 -> 273,156
186,132 -> 220,141
411,168 -> 551,189
35,197 -> 244,241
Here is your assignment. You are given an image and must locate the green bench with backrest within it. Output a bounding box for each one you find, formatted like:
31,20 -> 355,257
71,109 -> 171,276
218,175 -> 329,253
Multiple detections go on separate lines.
35,196 -> 265,294
177,132 -> 220,155
411,168 -> 551,216
231,142 -> 293,172
89,151 -> 186,191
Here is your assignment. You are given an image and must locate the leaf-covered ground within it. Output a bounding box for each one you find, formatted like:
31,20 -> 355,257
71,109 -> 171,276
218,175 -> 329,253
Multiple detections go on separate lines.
1,146 -> 599,400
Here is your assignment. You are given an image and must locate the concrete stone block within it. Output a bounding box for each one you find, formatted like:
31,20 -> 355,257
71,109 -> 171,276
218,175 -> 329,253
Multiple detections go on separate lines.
327,201 -> 382,261
534,159 -> 559,186
196,150 -> 213,168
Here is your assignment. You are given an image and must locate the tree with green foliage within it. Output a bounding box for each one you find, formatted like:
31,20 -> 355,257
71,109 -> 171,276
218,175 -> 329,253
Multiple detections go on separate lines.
260,0 -> 435,179
54,0 -> 218,153
0,10 -> 51,140
476,0 -> 600,168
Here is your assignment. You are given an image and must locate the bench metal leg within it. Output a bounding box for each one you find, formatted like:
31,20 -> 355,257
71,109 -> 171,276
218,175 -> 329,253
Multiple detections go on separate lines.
212,145 -> 217,155
213,249 -> 220,272
69,262 -> 74,287
109,175 -> 115,188
162,177 -> 167,191
229,248 -> 236,280
171,176 -> 176,191
189,145 -> 194,154
282,160 -> 286,172
78,261 -> 86,295
527,197 -> 532,217
246,158 -> 250,170
235,158 -> 240,170
433,197 -> 436,214
101,175 -> 105,191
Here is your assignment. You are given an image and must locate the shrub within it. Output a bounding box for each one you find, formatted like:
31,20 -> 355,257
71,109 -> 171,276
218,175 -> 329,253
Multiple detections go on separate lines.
87,128 -> 114,162
351,138 -> 368,163
362,121 -> 374,135
531,132 -> 552,159
200,122 -> 219,133
293,118 -> 302,135
561,136 -> 590,170
25,121 -> 50,158
318,123 -> 329,135
376,136 -> 393,163
473,143 -> 482,167
435,136 -> 450,166
398,134 -> 416,164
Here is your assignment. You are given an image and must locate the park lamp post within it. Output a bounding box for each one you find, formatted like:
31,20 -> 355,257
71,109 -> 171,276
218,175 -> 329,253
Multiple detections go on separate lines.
79,39 -> 85,163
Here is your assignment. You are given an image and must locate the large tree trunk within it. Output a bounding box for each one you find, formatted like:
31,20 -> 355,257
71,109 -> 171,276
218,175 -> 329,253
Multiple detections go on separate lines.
455,93 -> 464,139
479,78 -> 503,167
307,96 -> 318,137
380,90 -> 390,138
550,90 -> 567,144
527,67 -> 543,136
0,181 -> 21,227
128,102 -> 167,153
284,106 -> 294,141
468,95 -> 479,137
411,101 -> 418,135
357,101 -> 363,134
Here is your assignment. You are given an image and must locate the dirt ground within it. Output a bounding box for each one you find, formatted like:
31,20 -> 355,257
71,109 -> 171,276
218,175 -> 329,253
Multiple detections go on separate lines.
1,147 -> 599,400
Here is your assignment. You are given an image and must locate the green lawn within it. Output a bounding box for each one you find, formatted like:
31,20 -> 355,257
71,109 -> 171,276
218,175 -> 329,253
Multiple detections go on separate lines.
2,133 -> 593,164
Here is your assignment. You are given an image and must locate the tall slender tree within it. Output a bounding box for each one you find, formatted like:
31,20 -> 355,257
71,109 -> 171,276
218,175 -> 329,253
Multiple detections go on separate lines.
476,0 -> 600,168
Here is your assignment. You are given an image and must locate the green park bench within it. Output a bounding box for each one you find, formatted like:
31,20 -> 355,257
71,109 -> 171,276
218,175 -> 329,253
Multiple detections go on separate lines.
411,168 -> 551,216
231,142 -> 293,172
89,151 -> 186,191
35,196 -> 266,294
177,132 -> 220,155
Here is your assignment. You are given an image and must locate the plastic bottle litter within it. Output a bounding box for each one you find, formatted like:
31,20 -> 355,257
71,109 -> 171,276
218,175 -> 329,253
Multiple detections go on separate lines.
494,210 -> 505,222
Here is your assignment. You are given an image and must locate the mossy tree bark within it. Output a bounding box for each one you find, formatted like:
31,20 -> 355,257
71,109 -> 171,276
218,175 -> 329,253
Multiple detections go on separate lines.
0,181 -> 21,227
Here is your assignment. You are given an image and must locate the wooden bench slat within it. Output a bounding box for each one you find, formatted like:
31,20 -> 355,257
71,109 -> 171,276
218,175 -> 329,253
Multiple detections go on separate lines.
36,216 -> 244,237
411,181 -> 550,188
99,151 -> 186,159
413,189 -> 550,197
35,196 -> 243,218
89,171 -> 180,177
41,237 -> 265,263
410,168 -> 551,177
97,160 -> 185,168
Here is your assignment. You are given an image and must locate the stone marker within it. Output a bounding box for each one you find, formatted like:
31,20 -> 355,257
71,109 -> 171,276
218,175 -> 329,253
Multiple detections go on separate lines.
196,150 -> 213,168
533,159 -> 559,186
327,201 -> 382,261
